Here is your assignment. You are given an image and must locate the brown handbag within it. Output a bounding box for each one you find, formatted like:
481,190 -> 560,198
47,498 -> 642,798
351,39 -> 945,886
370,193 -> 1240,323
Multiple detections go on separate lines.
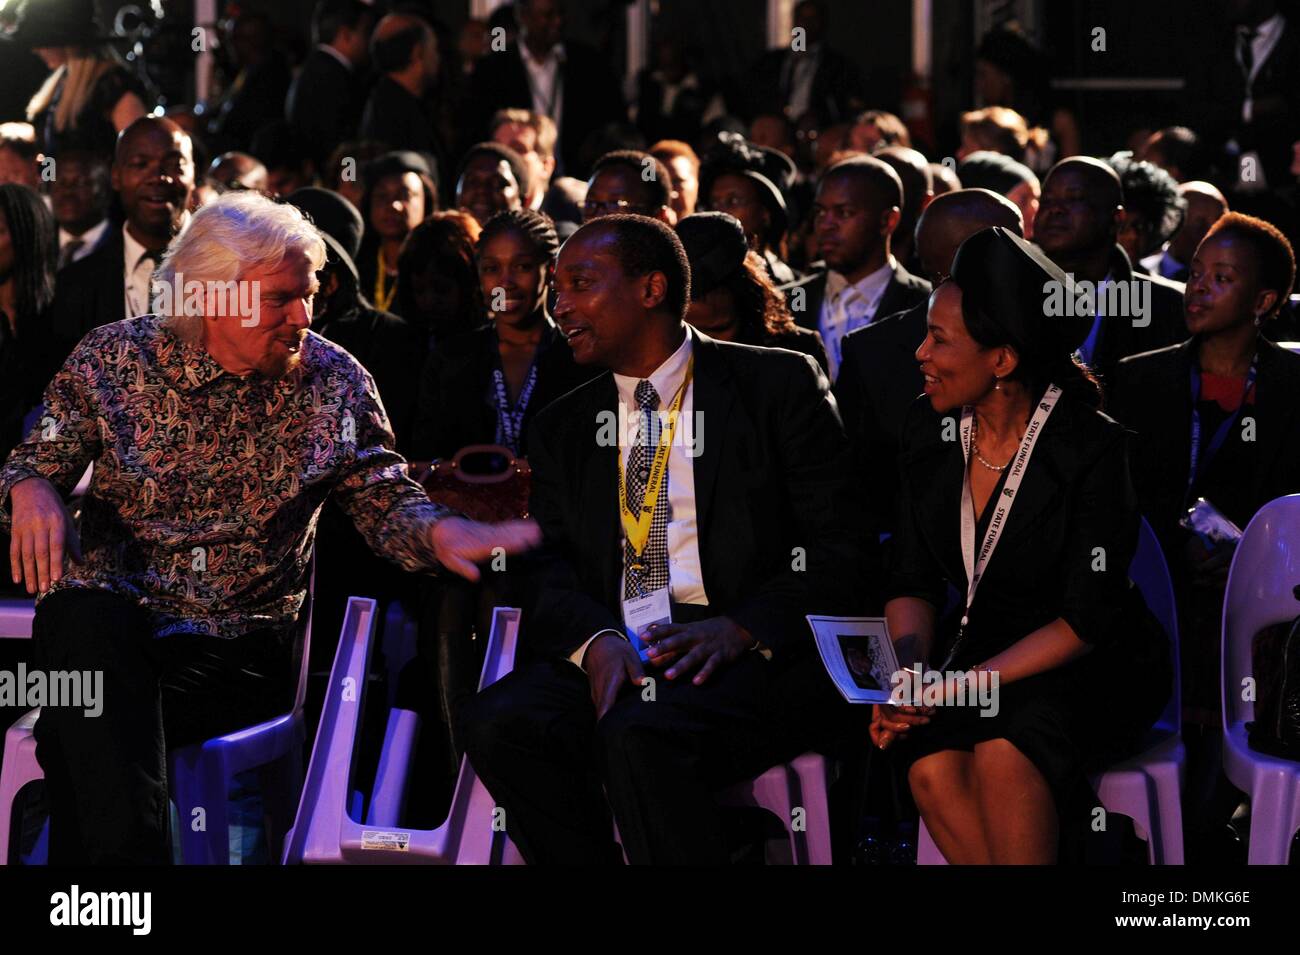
414,444 -> 531,523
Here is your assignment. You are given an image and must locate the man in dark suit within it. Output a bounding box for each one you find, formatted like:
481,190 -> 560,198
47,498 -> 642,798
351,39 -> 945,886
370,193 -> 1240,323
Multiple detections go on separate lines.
468,0 -> 626,179
1033,158 -> 1187,385
835,188 -> 1024,536
788,155 -> 931,381
358,12 -> 444,176
286,0 -> 375,171
462,215 -> 873,865
1189,0 -> 1300,195
748,0 -> 864,127
42,117 -> 194,389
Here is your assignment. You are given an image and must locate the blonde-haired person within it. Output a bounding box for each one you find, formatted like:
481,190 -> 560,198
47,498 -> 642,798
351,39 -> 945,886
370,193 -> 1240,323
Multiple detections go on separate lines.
491,108 -> 558,210
0,189 -> 540,863
10,0 -> 148,159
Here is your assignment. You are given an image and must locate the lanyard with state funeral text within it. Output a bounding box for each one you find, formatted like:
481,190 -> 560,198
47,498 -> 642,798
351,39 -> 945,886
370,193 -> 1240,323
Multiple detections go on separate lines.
939,383 -> 1062,671
617,357 -> 693,586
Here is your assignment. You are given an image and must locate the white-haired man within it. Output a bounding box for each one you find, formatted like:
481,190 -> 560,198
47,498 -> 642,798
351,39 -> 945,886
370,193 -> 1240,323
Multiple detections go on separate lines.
0,191 -> 538,864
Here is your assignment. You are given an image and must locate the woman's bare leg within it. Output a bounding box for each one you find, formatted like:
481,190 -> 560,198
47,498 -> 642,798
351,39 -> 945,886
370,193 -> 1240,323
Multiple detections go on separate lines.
908,749 -> 991,864
971,738 -> 1058,864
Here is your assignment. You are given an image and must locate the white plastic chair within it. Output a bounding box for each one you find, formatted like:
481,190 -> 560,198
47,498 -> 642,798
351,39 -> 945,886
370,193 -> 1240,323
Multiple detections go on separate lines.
1221,494 -> 1300,864
282,600 -> 522,864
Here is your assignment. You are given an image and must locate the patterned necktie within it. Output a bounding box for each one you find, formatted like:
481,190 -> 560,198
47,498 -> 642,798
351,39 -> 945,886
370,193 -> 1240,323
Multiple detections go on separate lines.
623,379 -> 671,600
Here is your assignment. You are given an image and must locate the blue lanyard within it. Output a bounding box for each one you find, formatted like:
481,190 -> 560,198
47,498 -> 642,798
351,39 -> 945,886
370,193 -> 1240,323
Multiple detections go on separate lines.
491,363 -> 538,455
1187,352 -> 1258,496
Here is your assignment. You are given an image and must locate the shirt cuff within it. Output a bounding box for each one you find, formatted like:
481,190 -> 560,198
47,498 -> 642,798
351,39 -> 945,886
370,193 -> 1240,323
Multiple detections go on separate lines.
0,464 -> 45,528
568,628 -> 627,669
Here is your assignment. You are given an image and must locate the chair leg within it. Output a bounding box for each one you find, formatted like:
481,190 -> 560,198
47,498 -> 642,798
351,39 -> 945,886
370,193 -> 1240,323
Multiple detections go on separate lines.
170,753 -> 232,865
1148,760 -> 1185,865
792,760 -> 834,866
1246,771 -> 1300,865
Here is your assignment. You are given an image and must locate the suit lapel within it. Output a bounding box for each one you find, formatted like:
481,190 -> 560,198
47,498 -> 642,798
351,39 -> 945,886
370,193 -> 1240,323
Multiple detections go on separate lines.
688,334 -> 735,559
1249,340 -> 1300,503
578,374 -> 622,607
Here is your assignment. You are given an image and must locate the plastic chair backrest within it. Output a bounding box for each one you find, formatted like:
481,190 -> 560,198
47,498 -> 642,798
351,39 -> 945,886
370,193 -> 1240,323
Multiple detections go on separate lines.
1221,495 -> 1300,731
1130,516 -> 1181,727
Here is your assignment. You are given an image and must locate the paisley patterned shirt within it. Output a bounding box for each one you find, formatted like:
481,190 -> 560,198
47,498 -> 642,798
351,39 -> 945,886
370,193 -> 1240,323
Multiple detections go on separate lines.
0,314 -> 450,638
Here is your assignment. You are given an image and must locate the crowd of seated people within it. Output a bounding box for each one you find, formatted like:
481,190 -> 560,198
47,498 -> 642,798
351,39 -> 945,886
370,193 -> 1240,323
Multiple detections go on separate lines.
0,0 -> 1298,866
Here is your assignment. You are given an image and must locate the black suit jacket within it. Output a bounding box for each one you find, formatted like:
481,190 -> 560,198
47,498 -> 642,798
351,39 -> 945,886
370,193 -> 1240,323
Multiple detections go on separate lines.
410,322 -> 596,461
1077,245 -> 1188,385
359,76 -> 446,180
286,48 -> 366,167
520,330 -> 874,663
749,46 -> 864,126
890,392 -> 1164,678
316,302 -> 427,456
468,42 -> 626,178
1107,337 -> 1300,554
833,301 -> 926,535
42,227 -> 127,389
787,260 -> 932,336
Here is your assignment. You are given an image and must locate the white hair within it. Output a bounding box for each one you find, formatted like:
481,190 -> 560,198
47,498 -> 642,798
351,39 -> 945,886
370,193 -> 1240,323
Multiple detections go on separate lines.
156,190 -> 326,333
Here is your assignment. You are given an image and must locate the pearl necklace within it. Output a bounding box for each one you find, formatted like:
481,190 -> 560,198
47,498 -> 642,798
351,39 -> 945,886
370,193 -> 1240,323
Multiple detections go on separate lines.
971,418 -> 1011,472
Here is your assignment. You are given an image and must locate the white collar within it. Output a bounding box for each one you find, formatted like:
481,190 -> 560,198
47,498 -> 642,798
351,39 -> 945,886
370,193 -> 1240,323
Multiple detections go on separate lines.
122,222 -> 151,271
123,213 -> 189,269
519,33 -> 565,68
613,325 -> 694,408
317,43 -> 353,72
60,217 -> 109,250
826,257 -> 895,300
1241,12 -> 1284,41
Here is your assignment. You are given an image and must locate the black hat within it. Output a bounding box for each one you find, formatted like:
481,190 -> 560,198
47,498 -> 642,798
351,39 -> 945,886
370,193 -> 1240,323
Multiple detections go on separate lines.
365,150 -> 438,193
677,212 -> 749,300
957,151 -> 1037,196
1,0 -> 107,48
698,133 -> 797,241
949,226 -> 1092,363
287,187 -> 364,283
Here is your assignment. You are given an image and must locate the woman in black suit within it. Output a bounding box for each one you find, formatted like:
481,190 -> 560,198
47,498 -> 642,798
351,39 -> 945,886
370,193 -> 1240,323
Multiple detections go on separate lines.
676,212 -> 829,374
1109,213 -> 1300,831
876,227 -> 1170,864
410,209 -> 595,795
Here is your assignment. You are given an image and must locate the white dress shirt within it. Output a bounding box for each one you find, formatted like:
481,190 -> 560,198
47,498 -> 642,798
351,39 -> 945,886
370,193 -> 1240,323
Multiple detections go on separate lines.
568,327 -> 709,666
817,258 -> 896,381
58,218 -> 109,267
519,34 -> 565,131
123,224 -> 157,319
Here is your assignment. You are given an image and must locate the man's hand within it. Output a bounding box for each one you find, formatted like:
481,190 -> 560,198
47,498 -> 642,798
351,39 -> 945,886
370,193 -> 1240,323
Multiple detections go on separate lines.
644,616 -> 754,685
585,632 -> 646,719
430,516 -> 541,581
9,477 -> 82,595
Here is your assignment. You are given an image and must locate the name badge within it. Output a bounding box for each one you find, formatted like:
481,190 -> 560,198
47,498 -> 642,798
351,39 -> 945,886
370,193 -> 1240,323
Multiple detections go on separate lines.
622,587 -> 672,659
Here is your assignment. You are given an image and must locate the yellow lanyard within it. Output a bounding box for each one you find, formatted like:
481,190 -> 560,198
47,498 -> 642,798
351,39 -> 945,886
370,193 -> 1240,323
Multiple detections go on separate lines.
374,248 -> 396,312
618,358 -> 693,561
